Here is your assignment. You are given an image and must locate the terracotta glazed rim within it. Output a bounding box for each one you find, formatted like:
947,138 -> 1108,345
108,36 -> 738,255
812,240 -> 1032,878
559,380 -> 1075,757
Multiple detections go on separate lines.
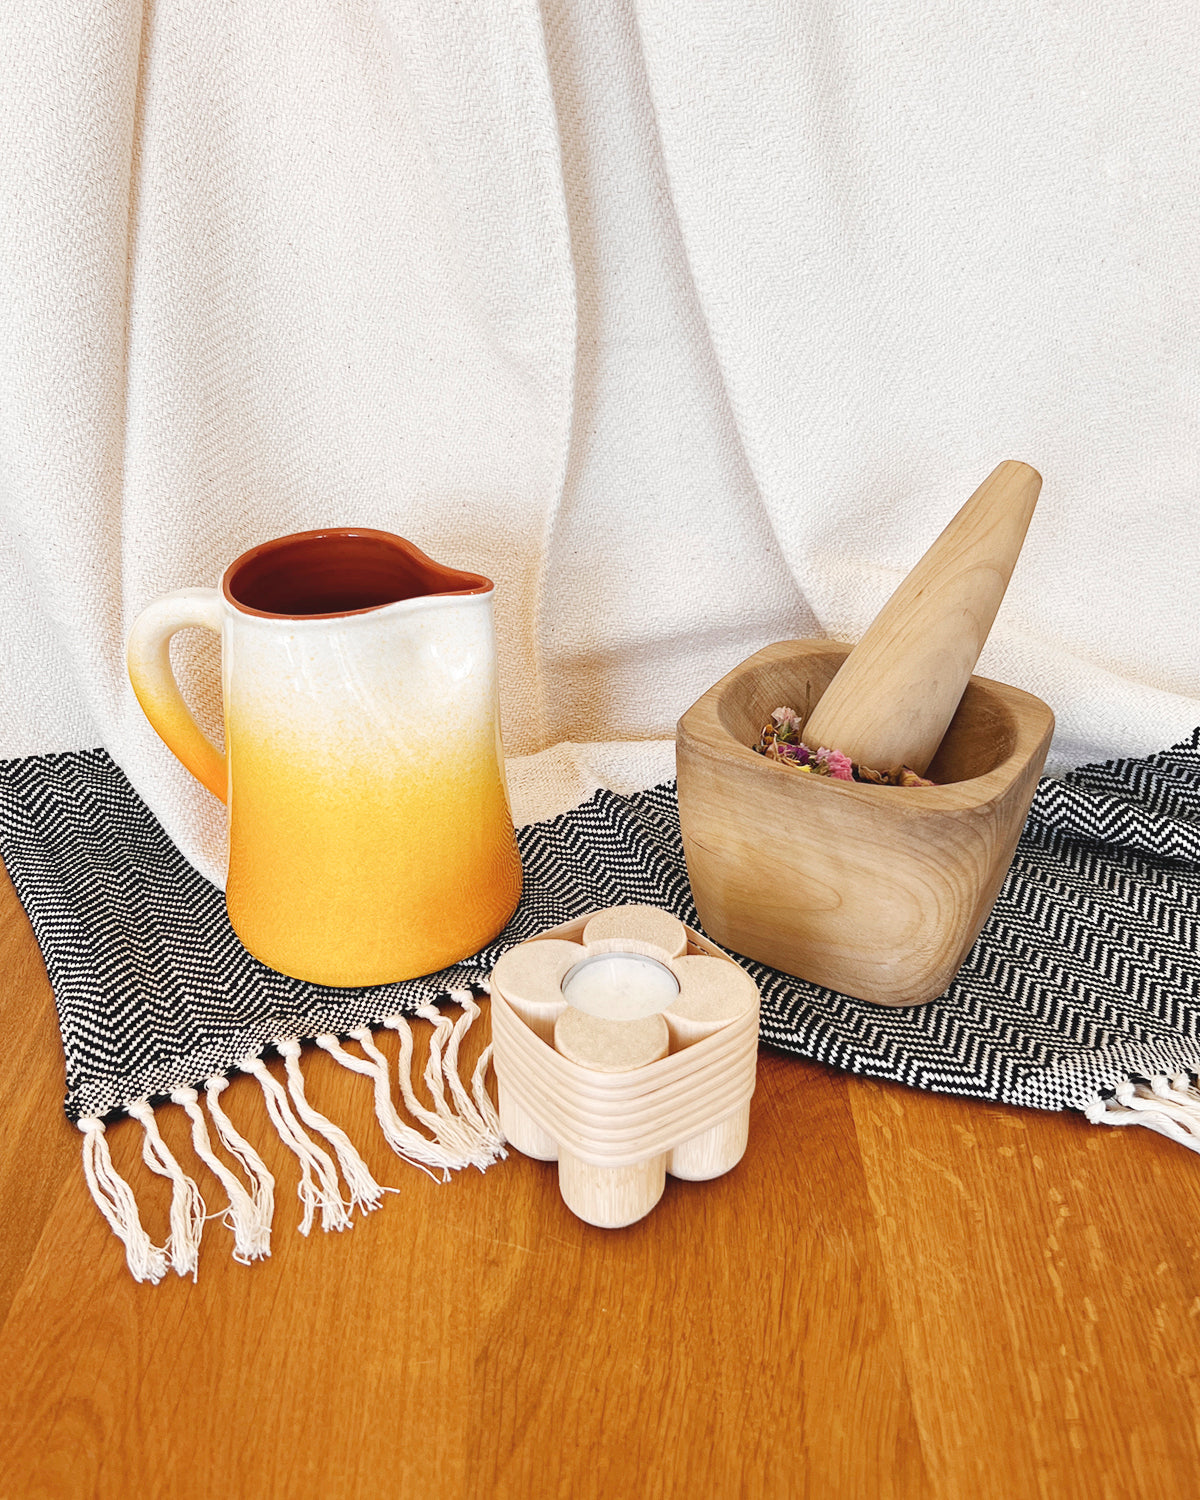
222,527 -> 492,620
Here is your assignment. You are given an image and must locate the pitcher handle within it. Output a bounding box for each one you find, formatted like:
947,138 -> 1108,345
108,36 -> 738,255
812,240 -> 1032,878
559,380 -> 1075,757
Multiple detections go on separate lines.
127,588 -> 227,803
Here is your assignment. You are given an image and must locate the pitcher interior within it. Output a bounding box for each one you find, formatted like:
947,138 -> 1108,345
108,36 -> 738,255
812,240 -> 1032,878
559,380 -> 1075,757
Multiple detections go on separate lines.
224,528 -> 491,618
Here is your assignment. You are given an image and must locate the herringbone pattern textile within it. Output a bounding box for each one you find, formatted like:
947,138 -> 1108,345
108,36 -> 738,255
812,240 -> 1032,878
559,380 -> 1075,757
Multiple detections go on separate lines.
1,730 -> 1198,1122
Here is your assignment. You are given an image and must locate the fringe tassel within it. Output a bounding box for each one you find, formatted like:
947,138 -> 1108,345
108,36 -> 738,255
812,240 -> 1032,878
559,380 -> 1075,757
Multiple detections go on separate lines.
1129,1076 -> 1200,1136
239,1054 -> 353,1235
414,1003 -> 479,1157
444,990 -> 504,1163
126,1100 -> 207,1280
316,1031 -> 451,1180
472,1044 -> 503,1144
1159,1073 -> 1200,1109
78,996 -> 506,1280
384,1011 -> 482,1165
204,1076 -> 276,1251
171,1087 -> 270,1264
471,978 -> 503,1142
1084,1071 -> 1200,1154
275,1039 -> 389,1216
77,1117 -> 170,1285
414,1001 -> 495,1171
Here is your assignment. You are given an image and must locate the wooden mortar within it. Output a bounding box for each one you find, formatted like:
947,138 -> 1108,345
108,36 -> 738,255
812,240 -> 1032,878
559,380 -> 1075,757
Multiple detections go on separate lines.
676,461 -> 1054,1006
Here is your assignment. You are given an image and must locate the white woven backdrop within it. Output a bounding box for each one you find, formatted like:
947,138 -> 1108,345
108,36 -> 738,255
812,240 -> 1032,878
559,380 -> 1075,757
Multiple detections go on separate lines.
2,0 -> 1197,885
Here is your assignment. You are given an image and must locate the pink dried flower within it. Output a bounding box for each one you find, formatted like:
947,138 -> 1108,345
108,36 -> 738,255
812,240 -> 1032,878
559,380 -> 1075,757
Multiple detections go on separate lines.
818,748 -> 854,781
769,706 -> 805,741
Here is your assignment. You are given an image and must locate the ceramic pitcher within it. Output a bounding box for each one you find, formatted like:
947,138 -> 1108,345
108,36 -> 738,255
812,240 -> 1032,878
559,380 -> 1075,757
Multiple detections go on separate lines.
127,528 -> 522,987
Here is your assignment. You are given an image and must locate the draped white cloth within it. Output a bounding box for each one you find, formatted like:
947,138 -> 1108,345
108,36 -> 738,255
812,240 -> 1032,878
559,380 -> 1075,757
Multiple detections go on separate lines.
3,1 -> 1198,885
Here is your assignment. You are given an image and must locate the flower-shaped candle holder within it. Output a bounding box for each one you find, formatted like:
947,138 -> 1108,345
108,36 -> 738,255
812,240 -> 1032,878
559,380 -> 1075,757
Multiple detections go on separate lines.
489,905 -> 760,1228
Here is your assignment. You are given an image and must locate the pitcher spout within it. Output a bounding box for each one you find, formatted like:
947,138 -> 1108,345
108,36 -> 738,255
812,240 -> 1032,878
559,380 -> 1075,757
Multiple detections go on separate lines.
223,527 -> 491,621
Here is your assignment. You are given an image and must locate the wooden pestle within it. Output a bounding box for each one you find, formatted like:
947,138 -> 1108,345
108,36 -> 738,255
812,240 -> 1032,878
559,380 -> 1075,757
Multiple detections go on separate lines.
800,460 -> 1042,776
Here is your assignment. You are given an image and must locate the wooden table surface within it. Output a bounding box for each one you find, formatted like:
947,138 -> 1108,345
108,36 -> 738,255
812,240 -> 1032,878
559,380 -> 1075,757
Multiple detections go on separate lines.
1,866 -> 1198,1500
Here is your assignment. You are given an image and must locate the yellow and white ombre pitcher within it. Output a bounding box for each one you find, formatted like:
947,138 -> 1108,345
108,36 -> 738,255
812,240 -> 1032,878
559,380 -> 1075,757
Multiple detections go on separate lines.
127,528 -> 522,987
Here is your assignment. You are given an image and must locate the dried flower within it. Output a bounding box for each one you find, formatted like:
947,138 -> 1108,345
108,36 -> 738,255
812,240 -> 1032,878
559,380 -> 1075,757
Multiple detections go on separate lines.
752,706 -> 937,787
819,748 -> 854,781
769,707 -> 806,742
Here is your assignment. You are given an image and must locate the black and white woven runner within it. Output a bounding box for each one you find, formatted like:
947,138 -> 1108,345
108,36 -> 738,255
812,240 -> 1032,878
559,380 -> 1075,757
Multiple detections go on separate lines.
1,730 -> 1198,1123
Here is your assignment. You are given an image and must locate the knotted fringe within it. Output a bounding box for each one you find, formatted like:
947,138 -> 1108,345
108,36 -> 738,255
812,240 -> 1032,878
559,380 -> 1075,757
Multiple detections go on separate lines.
126,1100 -> 207,1280
472,981 -> 503,1143
275,1039 -> 389,1216
76,996 -> 500,1280
1085,1072 -> 1200,1153
315,1031 -> 451,1179
171,1086 -> 270,1264
388,994 -> 501,1171
443,990 -> 505,1164
77,1117 -> 170,1285
384,1012 -> 478,1166
239,1054 -> 353,1235
204,1075 -> 276,1250
473,1045 -> 502,1142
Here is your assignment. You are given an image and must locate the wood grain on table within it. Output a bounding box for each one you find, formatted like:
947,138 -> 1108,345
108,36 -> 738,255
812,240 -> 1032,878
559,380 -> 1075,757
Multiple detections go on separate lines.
0,867 -> 1197,1500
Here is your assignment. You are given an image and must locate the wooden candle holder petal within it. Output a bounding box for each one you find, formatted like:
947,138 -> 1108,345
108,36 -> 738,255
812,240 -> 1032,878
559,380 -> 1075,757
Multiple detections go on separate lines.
676,640 -> 1054,1007
490,910 -> 761,1228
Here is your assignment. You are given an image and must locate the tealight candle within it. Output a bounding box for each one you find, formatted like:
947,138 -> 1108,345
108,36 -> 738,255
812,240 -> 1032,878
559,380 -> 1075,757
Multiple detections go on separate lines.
560,951 -> 680,1021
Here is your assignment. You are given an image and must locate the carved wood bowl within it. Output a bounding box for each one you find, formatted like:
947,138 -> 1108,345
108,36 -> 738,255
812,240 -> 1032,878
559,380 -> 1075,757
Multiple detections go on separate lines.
675,639 -> 1055,1007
